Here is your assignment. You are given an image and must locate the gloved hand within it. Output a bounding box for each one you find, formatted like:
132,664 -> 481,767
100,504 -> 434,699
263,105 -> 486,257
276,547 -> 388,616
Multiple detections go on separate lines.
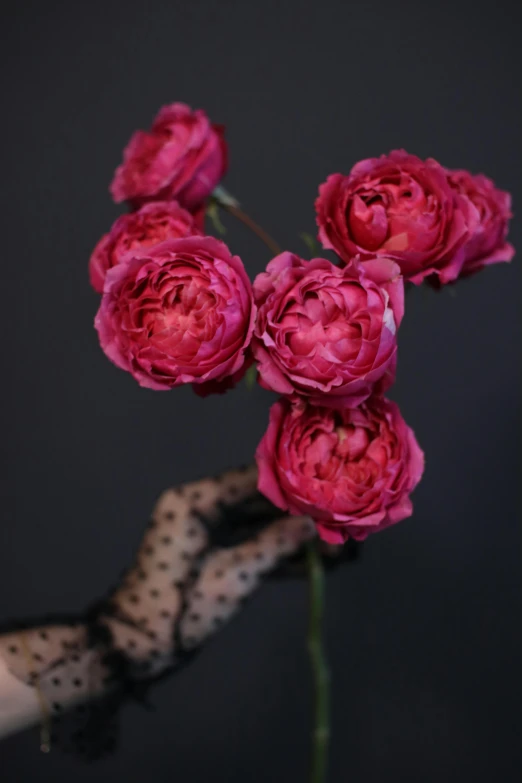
0,465 -> 324,757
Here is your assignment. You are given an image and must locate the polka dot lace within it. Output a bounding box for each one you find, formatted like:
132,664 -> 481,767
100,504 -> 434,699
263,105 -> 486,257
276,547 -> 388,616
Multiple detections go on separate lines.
0,465 -> 328,759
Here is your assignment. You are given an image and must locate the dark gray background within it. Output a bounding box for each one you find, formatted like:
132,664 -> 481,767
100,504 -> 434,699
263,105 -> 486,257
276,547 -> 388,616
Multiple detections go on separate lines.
0,1 -> 520,781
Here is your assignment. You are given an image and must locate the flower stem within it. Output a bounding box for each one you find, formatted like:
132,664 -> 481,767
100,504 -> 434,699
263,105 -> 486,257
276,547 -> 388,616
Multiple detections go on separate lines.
211,186 -> 282,256
306,540 -> 331,783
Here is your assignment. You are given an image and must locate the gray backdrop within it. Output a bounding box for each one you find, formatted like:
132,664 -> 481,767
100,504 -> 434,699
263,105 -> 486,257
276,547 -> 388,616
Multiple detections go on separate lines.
0,1 -> 520,781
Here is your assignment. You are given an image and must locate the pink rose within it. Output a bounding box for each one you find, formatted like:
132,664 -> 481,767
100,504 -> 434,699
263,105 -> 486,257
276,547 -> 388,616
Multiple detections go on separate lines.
256,397 -> 424,544
89,201 -> 202,294
251,252 -> 403,407
315,150 -> 470,285
94,236 -> 255,391
110,103 -> 227,210
446,169 -> 514,277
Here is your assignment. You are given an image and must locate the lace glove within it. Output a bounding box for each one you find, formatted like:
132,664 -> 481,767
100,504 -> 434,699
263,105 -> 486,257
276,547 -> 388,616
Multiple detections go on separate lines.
0,465 -> 322,758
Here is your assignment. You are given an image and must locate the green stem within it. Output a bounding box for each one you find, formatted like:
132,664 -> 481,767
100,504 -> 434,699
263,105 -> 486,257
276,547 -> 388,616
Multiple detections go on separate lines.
306,540 -> 331,783
211,186 -> 282,256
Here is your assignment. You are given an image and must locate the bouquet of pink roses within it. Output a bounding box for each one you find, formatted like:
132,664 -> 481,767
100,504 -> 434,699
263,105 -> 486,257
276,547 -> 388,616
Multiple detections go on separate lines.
81,101 -> 516,779
93,102 -> 512,548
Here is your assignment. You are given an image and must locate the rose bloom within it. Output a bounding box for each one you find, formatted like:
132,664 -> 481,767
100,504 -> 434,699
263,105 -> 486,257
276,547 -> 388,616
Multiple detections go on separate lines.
446,169 -> 514,277
252,252 -> 403,407
89,201 -> 202,294
110,103 -> 227,210
256,397 -> 424,544
95,236 -> 255,391
315,149 -> 471,285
